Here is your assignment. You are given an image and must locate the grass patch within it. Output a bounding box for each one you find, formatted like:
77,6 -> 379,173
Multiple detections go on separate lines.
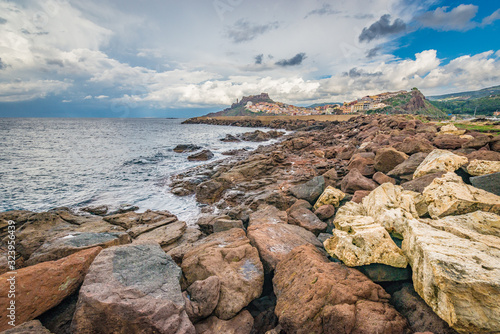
454,123 -> 500,135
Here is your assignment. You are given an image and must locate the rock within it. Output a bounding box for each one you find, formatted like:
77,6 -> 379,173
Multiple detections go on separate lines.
413,149 -> 468,179
439,124 -> 466,135
37,293 -> 78,334
181,229 -> 264,320
183,276 -> 220,322
213,219 -> 244,233
348,156 -> 375,176
314,204 -> 335,220
134,221 -> 187,246
341,168 -> 378,194
401,172 -> 445,193
374,147 -> 408,173
433,135 -> 468,150
195,310 -> 254,334
467,150 -> 500,161
196,179 -> 227,204
126,214 -> 177,238
423,172 -> 500,218
388,152 -> 428,180
273,244 -> 411,334
356,263 -> 412,282
25,231 -> 130,266
401,218 -> 500,333
352,190 -> 372,203
103,211 -> 142,229
108,204 -> 139,215
71,244 -> 195,334
80,205 -> 108,216
0,247 -> 101,332
322,168 -> 338,186
373,171 -> 396,185
174,144 -> 201,153
289,176 -> 325,204
1,320 -> 52,333
287,199 -> 312,211
247,222 -> 322,273
462,135 -> 491,149
240,130 -> 270,142
391,283 -> 459,334
491,137 -> 500,152
271,150 -> 286,163
393,137 -> 434,154
470,172 -> 500,196
466,159 -> 500,176
220,134 -> 240,142
248,205 -> 287,227
187,149 -> 214,161
312,186 -> 345,210
164,227 -> 203,265
287,206 -> 327,235
284,136 -> 312,150
247,295 -> 278,334
197,214 -> 230,234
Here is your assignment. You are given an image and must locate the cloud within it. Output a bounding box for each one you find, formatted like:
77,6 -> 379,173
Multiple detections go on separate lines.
0,17 -> 6,24
84,95 -> 92,100
343,68 -> 382,77
225,19 -> 279,43
0,80 -> 71,102
275,53 -> 306,67
304,4 -> 340,19
95,95 -> 109,99
367,47 -> 381,58
0,58 -> 6,70
359,14 -> 406,42
416,5 -> 478,31
254,54 -> 264,65
482,9 -> 500,26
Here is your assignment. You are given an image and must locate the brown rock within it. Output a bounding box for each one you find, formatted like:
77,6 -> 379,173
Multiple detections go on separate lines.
373,171 -> 396,185
287,206 -> 327,235
1,320 -> 52,333
134,220 -> 187,246
183,276 -> 220,322
196,179 -> 227,204
341,169 -> 378,194
467,150 -> 500,161
388,152 -> 428,180
247,223 -> 322,273
462,135 -> 491,149
348,156 -> 375,176
273,244 -> 411,334
433,135 -> 468,150
164,227 -> 203,265
195,310 -> 254,334
393,137 -> 434,154
248,205 -> 287,227
401,172 -> 445,193
322,168 -> 338,186
314,204 -> 335,220
352,190 -> 372,203
374,147 -> 408,173
187,149 -> 214,161
181,229 -> 264,320
491,137 -> 500,152
0,247 -> 101,331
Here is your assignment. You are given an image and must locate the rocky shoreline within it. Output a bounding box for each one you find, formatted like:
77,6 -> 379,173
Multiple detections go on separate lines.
1,114 -> 500,333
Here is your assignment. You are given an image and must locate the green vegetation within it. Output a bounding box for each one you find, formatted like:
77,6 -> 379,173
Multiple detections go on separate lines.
454,123 -> 500,135
429,94 -> 500,115
428,85 -> 500,101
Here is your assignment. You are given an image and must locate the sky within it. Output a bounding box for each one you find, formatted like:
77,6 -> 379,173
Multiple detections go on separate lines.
0,0 -> 499,117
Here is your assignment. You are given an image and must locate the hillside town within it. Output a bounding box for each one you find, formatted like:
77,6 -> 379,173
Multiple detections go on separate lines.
245,90 -> 408,115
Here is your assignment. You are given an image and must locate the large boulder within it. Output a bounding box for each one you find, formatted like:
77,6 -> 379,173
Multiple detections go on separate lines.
181,229 -> 264,320
273,244 -> 411,334
195,310 -> 254,334
71,244 -> 195,334
393,137 -> 434,155
247,223 -> 321,273
401,172 -> 445,193
374,147 -> 408,173
287,206 -> 327,235
388,152 -> 428,181
340,168 -> 378,194
312,186 -> 345,210
0,247 -> 101,331
466,159 -> 500,176
470,172 -> 500,196
187,149 -> 214,161
402,218 -> 500,333
433,135 -> 468,150
183,276 -> 220,322
134,220 -> 187,247
423,172 -> 500,218
439,124 -> 466,136
413,149 -> 468,179
248,205 -> 287,227
289,176 -> 325,204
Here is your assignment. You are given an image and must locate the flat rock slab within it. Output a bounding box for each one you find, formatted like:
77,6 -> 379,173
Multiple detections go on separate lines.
127,216 -> 177,238
273,244 -> 411,334
248,205 -> 287,227
287,206 -> 327,235
247,222 -> 321,273
0,247 -> 101,332
134,221 -> 186,246
26,231 -> 130,266
72,244 -> 194,334
289,176 -> 325,204
470,172 -> 500,196
181,229 -> 264,320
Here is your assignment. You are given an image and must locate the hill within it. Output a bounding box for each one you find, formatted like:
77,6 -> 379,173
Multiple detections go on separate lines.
206,93 -> 275,117
428,85 -> 500,101
427,85 -> 500,115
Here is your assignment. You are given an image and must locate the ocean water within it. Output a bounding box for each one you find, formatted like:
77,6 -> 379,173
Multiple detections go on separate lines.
0,118 -> 277,223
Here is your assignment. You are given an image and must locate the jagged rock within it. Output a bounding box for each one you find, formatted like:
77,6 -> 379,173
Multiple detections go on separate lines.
273,244 -> 411,334
183,276 -> 220,322
188,149 -> 214,161
374,147 -> 408,173
322,168 -> 338,186
0,247 -> 101,332
348,156 -> 375,176
181,229 -> 264,320
287,206 -> 327,235
247,222 -> 321,273
466,159 -> 500,176
1,320 -> 52,333
248,205 -> 287,227
134,221 -> 187,246
391,283 -> 459,334
195,310 -> 254,334
388,152 -> 429,180
401,172 -> 445,193
213,219 -> 244,233
413,149 -> 468,179
25,231 -> 130,266
289,176 -> 325,204
373,171 -> 396,185
341,168 -> 378,194
312,186 -> 345,210
439,124 -> 466,135
402,218 -> 500,333
314,204 -> 335,220
423,172 -> 500,218
174,144 -> 201,153
470,172 -> 500,196
71,244 -> 194,334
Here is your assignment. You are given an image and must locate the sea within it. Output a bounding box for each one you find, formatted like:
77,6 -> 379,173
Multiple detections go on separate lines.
0,118 -> 278,223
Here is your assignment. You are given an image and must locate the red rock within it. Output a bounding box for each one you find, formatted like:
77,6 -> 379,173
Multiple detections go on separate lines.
462,135 -> 491,149
314,204 -> 335,220
183,276 -> 220,322
273,244 -> 411,334
374,148 -> 408,173
195,310 -> 253,334
373,171 -> 396,185
1,320 -> 52,333
0,247 -> 101,331
401,172 -> 445,193
466,150 -> 500,161
348,156 -> 375,176
393,137 -> 434,154
490,137 -> 500,152
340,169 -> 378,194
433,135 -> 468,150
287,206 -> 327,235
352,190 -> 372,203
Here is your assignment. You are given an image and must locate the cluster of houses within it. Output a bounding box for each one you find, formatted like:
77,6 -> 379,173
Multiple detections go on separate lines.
340,90 -> 407,114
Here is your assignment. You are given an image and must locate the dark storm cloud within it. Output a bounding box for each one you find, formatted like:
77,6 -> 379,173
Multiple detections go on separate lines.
304,4 -> 340,19
275,53 -> 306,67
254,54 -> 264,65
359,14 -> 406,43
225,19 -> 279,43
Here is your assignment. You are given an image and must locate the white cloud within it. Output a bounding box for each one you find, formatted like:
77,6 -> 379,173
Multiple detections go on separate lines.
0,80 -> 71,102
95,95 -> 109,99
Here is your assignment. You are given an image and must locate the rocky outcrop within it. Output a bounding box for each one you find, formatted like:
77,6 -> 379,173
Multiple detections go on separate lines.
273,244 -> 411,334
71,244 -> 194,334
0,247 -> 101,331
413,149 -> 468,179
181,229 -> 264,320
